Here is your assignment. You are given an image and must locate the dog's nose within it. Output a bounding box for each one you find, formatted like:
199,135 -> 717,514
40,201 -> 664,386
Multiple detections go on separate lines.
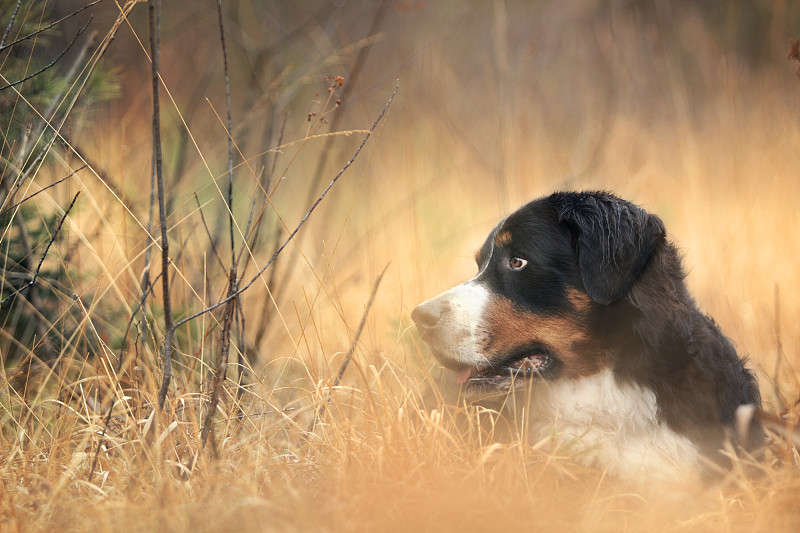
411,300 -> 444,330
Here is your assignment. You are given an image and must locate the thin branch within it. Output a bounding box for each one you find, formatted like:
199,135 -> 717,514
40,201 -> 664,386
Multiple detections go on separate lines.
0,0 -> 105,53
264,111 -> 288,197
199,269 -> 238,455
308,263 -> 390,432
0,191 -> 80,307
203,0 -> 239,453
235,196 -> 266,270
0,0 -> 21,49
235,294 -> 247,405
334,262 -> 389,386
116,229 -> 194,374
0,16 -> 94,92
216,0 -> 235,266
274,2 -> 389,304
143,128 -> 158,276
172,83 -> 398,331
132,117 -> 159,375
251,223 -> 282,349
149,0 -> 174,411
116,270 -> 161,372
0,165 -> 84,218
194,193 -> 226,273
235,108 -> 288,269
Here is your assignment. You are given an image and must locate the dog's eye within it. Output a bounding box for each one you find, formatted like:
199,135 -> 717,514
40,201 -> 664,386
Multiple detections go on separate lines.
508,257 -> 527,270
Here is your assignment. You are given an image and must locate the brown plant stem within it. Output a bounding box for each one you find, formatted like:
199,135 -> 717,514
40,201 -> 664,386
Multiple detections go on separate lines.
216,0 -> 235,266
199,268 -> 238,455
271,2 -> 389,316
0,16 -> 94,93
0,191 -> 81,307
172,83 -> 398,331
149,0 -> 174,411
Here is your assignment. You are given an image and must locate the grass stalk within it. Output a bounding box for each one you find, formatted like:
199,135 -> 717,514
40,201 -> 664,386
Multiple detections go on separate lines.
149,0 -> 174,411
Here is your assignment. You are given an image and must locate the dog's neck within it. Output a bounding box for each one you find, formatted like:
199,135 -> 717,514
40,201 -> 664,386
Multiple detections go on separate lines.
505,368 -> 703,480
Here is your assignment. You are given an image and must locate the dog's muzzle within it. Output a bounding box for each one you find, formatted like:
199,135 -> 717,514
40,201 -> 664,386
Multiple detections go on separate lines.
411,299 -> 445,340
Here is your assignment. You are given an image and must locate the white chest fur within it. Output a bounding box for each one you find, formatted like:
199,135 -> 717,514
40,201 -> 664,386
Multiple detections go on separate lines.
518,368 -> 702,480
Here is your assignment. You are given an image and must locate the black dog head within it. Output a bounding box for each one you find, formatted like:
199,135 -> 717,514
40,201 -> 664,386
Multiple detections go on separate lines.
412,191 -> 665,396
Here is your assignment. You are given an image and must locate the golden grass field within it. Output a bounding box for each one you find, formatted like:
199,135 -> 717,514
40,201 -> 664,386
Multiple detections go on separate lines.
2,1 -> 800,531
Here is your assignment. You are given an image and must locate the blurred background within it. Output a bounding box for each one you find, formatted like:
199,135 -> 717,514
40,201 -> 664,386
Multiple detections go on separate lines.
3,0 -> 800,412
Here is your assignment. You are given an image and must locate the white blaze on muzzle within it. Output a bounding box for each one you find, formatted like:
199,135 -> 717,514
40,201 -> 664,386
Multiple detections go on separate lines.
412,279 -> 491,370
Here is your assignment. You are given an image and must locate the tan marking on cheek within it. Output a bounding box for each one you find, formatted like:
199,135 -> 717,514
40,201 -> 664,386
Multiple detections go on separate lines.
567,289 -> 593,312
481,297 -> 606,378
474,248 -> 482,265
494,230 -> 512,247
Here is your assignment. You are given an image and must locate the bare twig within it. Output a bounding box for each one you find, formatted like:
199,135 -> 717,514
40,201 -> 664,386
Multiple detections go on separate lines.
216,0 -> 235,266
0,0 -> 21,49
264,111 -> 288,196
0,165 -> 84,217
0,0 -> 103,52
274,2 -> 390,307
0,0 -> 105,53
143,134 -> 158,281
0,16 -> 94,92
116,270 -> 162,372
199,269 -> 238,455
132,118 -> 159,376
171,83 -> 398,331
235,294 -> 247,405
308,263 -> 390,432
0,191 -> 80,307
334,263 -> 389,386
148,0 -> 174,411
116,229 -> 194,374
197,3 -> 239,455
194,193 -> 226,273
251,220 -> 282,349
236,109 -> 287,271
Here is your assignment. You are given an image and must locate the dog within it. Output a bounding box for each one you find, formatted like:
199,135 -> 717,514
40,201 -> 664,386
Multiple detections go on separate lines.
412,191 -> 762,479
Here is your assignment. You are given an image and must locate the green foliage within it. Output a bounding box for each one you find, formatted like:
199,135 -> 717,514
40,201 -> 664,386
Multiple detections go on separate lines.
0,0 -> 120,366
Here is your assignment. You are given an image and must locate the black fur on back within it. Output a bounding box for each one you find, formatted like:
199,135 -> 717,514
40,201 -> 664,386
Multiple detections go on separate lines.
549,191 -> 763,463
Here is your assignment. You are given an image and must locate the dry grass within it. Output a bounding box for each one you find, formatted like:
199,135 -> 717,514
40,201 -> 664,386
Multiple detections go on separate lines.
2,1 -> 800,531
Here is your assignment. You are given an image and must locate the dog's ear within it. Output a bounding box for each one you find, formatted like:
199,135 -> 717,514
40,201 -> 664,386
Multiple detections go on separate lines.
552,192 -> 666,305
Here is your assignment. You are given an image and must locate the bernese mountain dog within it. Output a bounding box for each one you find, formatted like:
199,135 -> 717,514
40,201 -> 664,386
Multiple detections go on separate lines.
412,191 -> 762,479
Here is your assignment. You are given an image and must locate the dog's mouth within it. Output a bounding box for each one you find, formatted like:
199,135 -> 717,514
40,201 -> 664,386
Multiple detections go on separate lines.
450,345 -> 559,387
